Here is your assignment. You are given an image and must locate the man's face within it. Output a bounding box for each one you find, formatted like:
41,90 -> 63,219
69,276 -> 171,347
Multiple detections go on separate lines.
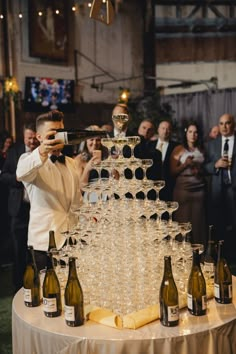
37,121 -> 64,142
138,121 -> 155,140
158,121 -> 171,141
219,114 -> 235,137
24,129 -> 39,152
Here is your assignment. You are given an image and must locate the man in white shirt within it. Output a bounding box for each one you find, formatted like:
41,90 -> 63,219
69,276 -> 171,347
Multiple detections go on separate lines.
16,110 -> 82,270
204,113 -> 236,263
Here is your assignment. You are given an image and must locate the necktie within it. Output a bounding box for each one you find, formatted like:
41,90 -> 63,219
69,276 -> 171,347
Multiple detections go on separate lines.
157,142 -> 163,153
50,154 -> 65,164
222,139 -> 230,184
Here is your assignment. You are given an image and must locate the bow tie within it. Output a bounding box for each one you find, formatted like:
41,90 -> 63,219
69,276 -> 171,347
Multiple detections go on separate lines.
50,154 -> 65,164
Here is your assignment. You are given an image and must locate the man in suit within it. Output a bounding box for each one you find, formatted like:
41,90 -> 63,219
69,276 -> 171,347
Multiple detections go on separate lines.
0,122 -> 38,291
204,113 -> 236,262
16,110 -> 82,271
111,103 -> 133,138
149,120 -> 178,201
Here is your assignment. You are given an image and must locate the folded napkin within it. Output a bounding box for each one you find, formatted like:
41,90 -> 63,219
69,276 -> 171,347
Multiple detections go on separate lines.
86,283 -> 215,330
86,305 -> 122,329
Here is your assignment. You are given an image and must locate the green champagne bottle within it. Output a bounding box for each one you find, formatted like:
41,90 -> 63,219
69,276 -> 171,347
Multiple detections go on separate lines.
48,230 -> 56,251
43,252 -> 62,317
159,256 -> 179,327
187,248 -> 207,316
23,246 -> 40,307
64,257 -> 84,327
214,240 -> 232,304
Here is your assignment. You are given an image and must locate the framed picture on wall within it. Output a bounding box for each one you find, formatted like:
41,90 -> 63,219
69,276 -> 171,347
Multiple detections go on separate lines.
28,0 -> 69,62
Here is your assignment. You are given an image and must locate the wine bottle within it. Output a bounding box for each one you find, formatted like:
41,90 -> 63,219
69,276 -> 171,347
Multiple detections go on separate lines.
187,249 -> 207,316
43,252 -> 62,318
48,230 -> 56,251
23,246 -> 40,307
64,257 -> 84,327
159,256 -> 179,327
202,225 -> 217,273
214,240 -> 232,304
52,129 -> 108,145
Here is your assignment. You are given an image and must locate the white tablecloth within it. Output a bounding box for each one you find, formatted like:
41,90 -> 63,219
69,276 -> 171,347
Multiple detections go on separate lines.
12,279 -> 236,354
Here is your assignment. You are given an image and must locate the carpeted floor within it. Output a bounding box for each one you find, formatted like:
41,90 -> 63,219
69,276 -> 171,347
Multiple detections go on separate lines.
0,265 -> 14,354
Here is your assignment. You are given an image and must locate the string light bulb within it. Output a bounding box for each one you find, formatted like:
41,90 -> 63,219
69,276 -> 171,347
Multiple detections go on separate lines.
119,88 -> 130,104
55,9 -> 60,15
18,12 -> 23,19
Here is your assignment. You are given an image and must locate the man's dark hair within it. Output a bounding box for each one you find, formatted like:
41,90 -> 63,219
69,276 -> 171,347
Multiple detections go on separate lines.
36,110 -> 64,130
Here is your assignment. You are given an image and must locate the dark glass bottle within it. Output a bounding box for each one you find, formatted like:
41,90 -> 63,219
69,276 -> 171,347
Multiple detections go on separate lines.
23,246 -> 40,307
53,129 -> 108,145
64,257 -> 84,327
187,249 -> 207,316
48,230 -> 56,251
214,240 -> 232,304
159,256 -> 179,327
202,225 -> 217,273
43,252 -> 62,318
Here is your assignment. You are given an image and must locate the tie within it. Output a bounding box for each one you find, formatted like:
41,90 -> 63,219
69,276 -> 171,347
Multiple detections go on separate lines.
157,142 -> 163,153
50,154 -> 65,164
222,139 -> 230,184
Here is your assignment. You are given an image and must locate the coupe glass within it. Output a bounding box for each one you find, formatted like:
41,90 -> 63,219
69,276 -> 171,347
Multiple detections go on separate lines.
112,137 -> 128,158
152,180 -> 165,200
126,136 -> 141,160
101,137 -> 114,160
112,113 -> 129,136
140,159 -> 153,180
165,201 -> 179,222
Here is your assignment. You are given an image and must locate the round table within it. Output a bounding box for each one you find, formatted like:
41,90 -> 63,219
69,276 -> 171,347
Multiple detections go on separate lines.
12,280 -> 236,354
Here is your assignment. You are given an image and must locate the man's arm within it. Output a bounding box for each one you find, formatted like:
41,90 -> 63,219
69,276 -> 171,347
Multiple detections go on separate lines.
16,148 -> 44,183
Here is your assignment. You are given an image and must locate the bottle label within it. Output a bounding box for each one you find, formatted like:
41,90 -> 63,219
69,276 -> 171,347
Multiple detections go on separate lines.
228,284 -> 232,299
187,293 -> 207,310
187,294 -> 193,310
23,288 -> 32,303
167,305 -> 179,322
214,283 -> 220,298
202,295 -> 207,310
64,305 -> 75,321
43,297 -> 57,312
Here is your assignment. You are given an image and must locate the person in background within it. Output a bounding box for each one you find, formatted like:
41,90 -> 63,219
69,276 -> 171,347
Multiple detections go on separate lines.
170,121 -> 207,245
0,131 -> 13,168
16,110 -> 82,273
101,123 -> 113,134
137,119 -> 156,141
149,120 -> 178,201
0,131 -> 13,266
0,122 -> 38,291
208,125 -> 220,140
204,113 -> 236,262
111,103 -> 133,137
75,133 -> 108,186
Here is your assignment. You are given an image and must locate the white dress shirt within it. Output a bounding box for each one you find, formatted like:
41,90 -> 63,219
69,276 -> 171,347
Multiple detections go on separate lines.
155,140 -> 169,162
16,147 -> 82,251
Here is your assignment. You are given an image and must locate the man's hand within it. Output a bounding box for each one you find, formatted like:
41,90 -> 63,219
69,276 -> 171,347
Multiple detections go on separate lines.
215,157 -> 230,169
39,130 -> 64,158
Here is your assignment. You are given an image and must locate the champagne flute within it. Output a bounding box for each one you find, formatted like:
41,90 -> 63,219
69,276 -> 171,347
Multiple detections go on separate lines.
112,113 -> 129,137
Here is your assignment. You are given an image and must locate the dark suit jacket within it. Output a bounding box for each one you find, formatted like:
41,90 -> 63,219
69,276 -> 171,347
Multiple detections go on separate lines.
0,143 -> 26,216
148,139 -> 179,200
204,134 -> 236,205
